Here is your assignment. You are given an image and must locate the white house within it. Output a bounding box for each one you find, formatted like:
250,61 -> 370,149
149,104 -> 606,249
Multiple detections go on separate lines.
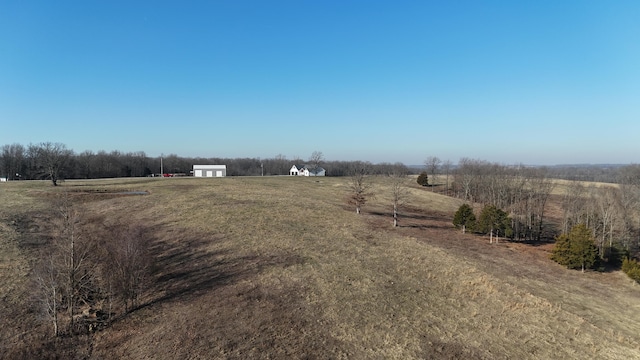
193,165 -> 226,177
289,165 -> 325,177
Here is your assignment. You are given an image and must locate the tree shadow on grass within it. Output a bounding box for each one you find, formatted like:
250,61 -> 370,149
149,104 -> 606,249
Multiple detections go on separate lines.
367,208 -> 454,230
368,210 -> 448,222
137,226 -> 307,309
59,178 -> 159,187
94,226 -> 349,359
401,223 -> 453,230
511,238 -> 556,247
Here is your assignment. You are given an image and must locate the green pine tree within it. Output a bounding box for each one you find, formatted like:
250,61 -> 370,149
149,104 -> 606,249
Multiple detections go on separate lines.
453,204 -> 476,233
477,205 -> 512,239
551,224 -> 598,272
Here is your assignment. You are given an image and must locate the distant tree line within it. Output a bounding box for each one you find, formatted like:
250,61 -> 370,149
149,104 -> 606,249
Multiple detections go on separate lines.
450,159 -> 640,248
445,157 -> 640,272
451,158 -> 555,242
0,142 -> 409,184
545,164 -> 630,183
557,171 -> 640,264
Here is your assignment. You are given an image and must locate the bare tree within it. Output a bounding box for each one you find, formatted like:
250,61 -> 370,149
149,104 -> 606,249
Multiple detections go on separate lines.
31,193 -> 97,336
30,142 -> 73,186
526,168 -> 555,241
106,224 -> 151,312
424,156 -> 441,191
53,193 -> 96,333
33,256 -> 61,337
618,183 -> 640,251
0,143 -> 26,180
561,181 -> 587,234
309,151 -> 324,171
347,162 -> 373,214
593,186 -> 621,258
455,158 -> 480,202
618,166 -> 640,253
263,154 -> 289,175
442,159 -> 453,195
390,173 -> 409,227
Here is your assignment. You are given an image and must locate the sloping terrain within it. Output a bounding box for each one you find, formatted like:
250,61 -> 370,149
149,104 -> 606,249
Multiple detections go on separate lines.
1,177 -> 639,359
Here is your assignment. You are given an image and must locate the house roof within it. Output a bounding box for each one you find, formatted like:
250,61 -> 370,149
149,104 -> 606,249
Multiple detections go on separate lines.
291,165 -> 325,174
193,165 -> 226,170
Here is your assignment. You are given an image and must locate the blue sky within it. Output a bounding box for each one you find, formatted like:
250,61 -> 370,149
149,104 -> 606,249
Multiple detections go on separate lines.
1,1 -> 639,165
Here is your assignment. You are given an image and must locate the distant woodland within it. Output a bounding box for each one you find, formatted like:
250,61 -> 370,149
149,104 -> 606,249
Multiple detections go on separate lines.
0,142 -> 634,183
447,158 -> 640,262
0,142 -> 409,182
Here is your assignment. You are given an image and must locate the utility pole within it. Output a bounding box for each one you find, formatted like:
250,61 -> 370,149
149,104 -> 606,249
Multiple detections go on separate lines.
261,162 -> 264,176
160,154 -> 163,177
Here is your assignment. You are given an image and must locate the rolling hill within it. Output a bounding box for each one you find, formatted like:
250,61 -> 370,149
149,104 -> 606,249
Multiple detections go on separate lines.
1,176 -> 639,359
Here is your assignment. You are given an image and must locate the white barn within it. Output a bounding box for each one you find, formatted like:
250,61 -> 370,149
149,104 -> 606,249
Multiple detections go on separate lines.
193,165 -> 226,177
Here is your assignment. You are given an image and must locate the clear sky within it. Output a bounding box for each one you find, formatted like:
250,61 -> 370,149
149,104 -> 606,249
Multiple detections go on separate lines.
1,1 -> 639,165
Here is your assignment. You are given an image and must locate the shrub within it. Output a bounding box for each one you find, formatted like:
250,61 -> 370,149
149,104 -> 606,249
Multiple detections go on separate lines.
417,172 -> 428,186
622,258 -> 640,283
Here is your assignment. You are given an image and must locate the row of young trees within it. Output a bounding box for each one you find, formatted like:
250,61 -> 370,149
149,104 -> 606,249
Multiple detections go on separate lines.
0,143 -> 410,184
33,194 -> 151,336
453,204 -> 512,242
346,162 -> 410,227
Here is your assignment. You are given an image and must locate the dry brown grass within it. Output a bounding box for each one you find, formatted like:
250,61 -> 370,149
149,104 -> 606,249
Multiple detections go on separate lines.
1,176 -> 640,359
550,178 -> 620,196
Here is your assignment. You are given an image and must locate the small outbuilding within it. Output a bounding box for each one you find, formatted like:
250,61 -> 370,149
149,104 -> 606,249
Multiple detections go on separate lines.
193,165 -> 226,177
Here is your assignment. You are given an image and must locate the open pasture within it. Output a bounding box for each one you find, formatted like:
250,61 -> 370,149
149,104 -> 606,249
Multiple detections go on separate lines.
1,176 -> 639,359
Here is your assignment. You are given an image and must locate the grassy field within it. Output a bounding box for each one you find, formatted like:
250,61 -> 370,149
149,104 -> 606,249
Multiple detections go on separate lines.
1,176 -> 639,359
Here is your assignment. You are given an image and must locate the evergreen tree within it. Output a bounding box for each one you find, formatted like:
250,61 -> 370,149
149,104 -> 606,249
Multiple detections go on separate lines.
453,204 -> 476,233
477,205 -> 512,239
417,172 -> 429,186
551,224 -> 598,272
